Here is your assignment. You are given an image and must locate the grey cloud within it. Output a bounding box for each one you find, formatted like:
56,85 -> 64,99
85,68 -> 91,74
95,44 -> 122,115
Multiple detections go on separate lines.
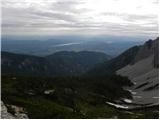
2,0 -> 158,37
122,14 -> 158,22
51,0 -> 84,12
31,11 -> 77,23
102,12 -> 158,28
152,0 -> 158,4
102,12 -> 157,22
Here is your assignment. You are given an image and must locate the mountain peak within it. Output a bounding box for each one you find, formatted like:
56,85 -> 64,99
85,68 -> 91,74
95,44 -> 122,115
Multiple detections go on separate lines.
133,37 -> 159,67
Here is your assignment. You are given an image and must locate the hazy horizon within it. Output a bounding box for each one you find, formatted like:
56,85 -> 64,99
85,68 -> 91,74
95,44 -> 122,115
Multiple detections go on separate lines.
1,35 -> 158,42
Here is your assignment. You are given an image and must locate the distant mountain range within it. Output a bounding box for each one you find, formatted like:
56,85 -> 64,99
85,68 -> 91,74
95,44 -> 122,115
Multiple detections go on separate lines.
1,51 -> 111,75
2,38 -> 144,56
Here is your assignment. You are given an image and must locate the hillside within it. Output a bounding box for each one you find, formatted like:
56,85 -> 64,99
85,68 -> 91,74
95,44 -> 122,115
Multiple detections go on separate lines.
86,46 -> 140,76
117,37 -> 159,105
1,51 -> 111,75
87,37 -> 158,75
87,37 -> 159,106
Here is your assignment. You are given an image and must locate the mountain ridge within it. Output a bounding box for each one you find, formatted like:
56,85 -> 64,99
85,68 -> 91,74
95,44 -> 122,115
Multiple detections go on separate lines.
1,51 -> 111,75
87,37 -> 158,76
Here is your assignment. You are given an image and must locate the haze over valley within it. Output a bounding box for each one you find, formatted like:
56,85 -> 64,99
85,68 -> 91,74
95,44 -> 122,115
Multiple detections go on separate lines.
2,36 -> 145,56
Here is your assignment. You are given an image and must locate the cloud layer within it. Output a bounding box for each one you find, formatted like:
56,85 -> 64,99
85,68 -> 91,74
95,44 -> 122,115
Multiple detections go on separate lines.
2,0 -> 159,37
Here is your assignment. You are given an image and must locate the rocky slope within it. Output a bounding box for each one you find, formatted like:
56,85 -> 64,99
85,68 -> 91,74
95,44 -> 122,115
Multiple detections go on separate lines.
86,46 -> 140,76
1,101 -> 28,119
117,37 -> 159,105
1,101 -> 15,119
87,37 -> 158,107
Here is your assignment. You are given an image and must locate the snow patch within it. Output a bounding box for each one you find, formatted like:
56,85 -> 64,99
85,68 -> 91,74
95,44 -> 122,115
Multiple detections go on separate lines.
106,101 -> 129,109
123,99 -> 132,103
128,90 -> 137,95
44,89 -> 55,94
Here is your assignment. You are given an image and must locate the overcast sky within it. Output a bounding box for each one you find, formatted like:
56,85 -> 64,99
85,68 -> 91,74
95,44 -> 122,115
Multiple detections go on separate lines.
2,0 -> 159,37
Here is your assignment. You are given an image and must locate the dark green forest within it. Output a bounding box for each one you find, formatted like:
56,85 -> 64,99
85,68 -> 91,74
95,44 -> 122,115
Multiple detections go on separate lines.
2,74 -> 158,119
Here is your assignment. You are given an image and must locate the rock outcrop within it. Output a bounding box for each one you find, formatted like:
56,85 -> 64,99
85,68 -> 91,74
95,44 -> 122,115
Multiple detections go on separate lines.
1,101 -> 15,119
1,101 -> 28,119
134,37 -> 159,66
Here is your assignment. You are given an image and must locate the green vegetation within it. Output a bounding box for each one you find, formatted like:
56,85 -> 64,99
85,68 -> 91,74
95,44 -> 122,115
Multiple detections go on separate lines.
2,51 -> 110,75
2,74 -> 158,119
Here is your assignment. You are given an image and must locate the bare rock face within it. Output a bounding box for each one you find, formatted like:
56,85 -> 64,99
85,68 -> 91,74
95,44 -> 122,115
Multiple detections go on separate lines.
117,56 -> 159,104
1,101 -> 28,119
1,101 -> 15,119
134,37 -> 159,68
117,37 -> 159,105
153,38 -> 159,68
